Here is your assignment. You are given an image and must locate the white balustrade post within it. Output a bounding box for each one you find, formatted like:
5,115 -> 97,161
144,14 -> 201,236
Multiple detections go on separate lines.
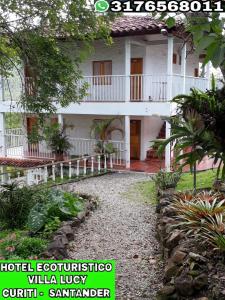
69,162 -> 72,179
76,160 -> 80,177
104,155 -> 107,170
110,154 -> 113,169
181,43 -> 187,94
26,170 -> 32,186
98,155 -> 101,173
167,36 -> 174,101
125,115 -> 130,169
8,173 -> 11,183
52,164 -> 56,181
165,121 -> 171,172
83,159 -> 87,175
17,171 -> 20,179
125,38 -> 131,102
60,163 -> 63,180
91,157 -> 94,174
44,166 -> 48,183
0,113 -> 6,157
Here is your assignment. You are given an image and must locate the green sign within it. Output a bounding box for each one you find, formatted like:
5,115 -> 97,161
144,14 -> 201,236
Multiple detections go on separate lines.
0,260 -> 115,299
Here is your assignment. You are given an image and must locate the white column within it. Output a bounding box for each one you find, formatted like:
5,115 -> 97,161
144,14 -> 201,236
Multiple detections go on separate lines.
167,36 -> 174,101
58,114 -> 63,129
125,115 -> 130,168
206,62 -> 211,89
165,121 -> 171,171
181,43 -> 187,93
0,113 -> 6,157
125,38 -> 131,102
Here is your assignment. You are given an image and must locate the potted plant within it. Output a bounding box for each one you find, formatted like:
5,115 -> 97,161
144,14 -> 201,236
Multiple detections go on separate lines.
44,124 -> 72,161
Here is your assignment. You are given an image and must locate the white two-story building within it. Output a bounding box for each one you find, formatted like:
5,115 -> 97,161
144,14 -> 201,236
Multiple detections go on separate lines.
0,16 -> 210,172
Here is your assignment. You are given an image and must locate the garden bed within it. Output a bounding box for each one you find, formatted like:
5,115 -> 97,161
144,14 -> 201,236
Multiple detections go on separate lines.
0,182 -> 98,260
154,171 -> 225,300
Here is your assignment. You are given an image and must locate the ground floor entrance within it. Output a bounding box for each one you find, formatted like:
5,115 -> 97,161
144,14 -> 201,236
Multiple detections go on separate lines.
130,120 -> 141,160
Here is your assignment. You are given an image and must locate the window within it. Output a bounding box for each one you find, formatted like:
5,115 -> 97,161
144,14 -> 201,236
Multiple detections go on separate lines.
93,61 -> 112,85
173,53 -> 177,64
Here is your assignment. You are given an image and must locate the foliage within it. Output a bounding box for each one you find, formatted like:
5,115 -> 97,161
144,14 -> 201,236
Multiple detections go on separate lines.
42,217 -> 61,239
44,123 -> 72,155
27,189 -> 84,233
153,169 -> 181,190
158,79 -> 225,189
5,113 -> 22,129
0,232 -> 47,259
158,11 -> 225,79
0,0 -> 113,114
173,191 -> 225,251
28,122 -> 72,155
91,118 -> 123,155
94,141 -> 117,155
0,183 -> 34,229
14,237 -> 47,259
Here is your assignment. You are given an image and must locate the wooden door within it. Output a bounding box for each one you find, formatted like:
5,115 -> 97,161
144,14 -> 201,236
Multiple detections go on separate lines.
131,58 -> 143,101
27,117 -> 39,154
130,120 -> 141,160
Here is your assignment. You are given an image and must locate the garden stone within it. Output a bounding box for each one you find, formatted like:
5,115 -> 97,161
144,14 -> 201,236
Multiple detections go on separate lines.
53,234 -> 69,246
166,230 -> 183,250
160,217 -> 177,227
174,274 -> 194,296
57,225 -> 74,241
164,261 -> 179,282
161,207 -> 176,218
77,211 -> 86,222
189,252 -> 207,263
71,217 -> 82,227
196,298 -> 209,300
193,273 -> 208,290
157,285 -> 176,300
171,250 -> 187,265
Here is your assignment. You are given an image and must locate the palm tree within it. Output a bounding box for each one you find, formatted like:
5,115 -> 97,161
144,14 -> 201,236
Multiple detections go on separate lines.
90,118 -> 124,156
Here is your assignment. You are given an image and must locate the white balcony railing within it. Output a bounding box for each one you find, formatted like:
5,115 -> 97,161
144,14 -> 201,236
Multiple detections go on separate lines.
2,133 -> 125,165
1,74 -> 209,103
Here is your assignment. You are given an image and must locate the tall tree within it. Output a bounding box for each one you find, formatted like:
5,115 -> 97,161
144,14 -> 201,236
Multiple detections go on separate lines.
0,0 -> 113,114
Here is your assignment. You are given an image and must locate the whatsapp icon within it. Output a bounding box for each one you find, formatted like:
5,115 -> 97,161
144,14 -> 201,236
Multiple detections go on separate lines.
95,0 -> 110,12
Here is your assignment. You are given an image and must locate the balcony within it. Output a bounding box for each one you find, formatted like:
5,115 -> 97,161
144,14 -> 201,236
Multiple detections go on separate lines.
1,74 -> 209,103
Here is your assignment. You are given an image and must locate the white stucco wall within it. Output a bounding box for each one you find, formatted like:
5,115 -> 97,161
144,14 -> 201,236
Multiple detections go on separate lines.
63,114 -> 164,161
79,36 -> 199,78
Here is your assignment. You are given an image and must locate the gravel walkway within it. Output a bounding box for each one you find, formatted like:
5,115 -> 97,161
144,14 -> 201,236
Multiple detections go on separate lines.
68,172 -> 163,300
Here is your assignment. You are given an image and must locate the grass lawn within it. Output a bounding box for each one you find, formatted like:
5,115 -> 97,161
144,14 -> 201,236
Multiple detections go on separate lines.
176,169 -> 218,191
135,169 -> 218,205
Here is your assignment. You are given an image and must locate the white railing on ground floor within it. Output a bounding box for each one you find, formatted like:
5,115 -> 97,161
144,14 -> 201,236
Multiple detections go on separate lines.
0,153 -> 123,186
1,134 -> 126,166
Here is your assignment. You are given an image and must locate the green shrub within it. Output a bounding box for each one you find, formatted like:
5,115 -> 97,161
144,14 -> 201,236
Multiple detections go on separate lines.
0,183 -> 34,229
43,217 -> 61,239
27,189 -> 84,233
153,169 -> 181,190
173,191 -> 225,252
0,234 -> 47,259
15,237 -> 47,259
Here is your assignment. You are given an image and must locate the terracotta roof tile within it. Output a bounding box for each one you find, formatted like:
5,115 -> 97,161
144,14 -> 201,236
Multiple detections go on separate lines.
111,16 -> 172,37
0,157 -> 52,168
